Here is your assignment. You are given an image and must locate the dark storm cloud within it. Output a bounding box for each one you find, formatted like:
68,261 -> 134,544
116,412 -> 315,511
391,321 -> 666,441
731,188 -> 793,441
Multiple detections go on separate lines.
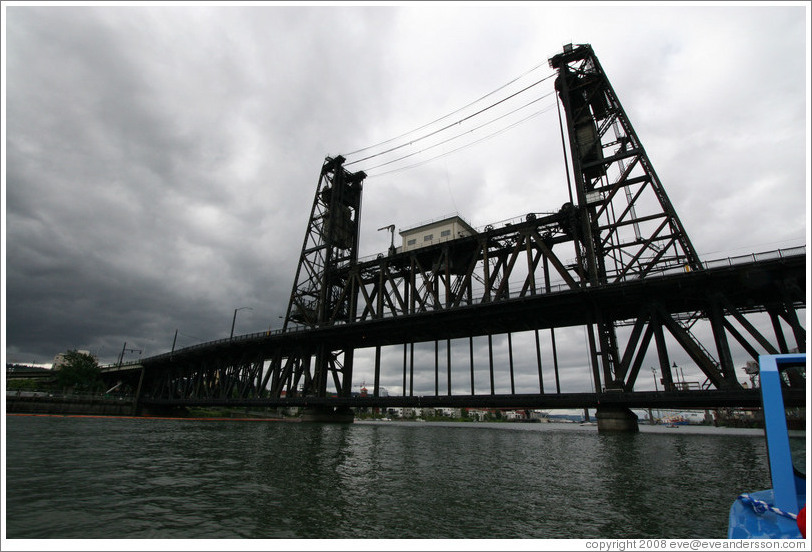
4,5 -> 397,363
3,2 -> 808,388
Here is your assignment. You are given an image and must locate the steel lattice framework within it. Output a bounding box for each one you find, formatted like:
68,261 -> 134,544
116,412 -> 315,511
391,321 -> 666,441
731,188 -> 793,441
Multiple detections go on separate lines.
280,155 -> 366,399
550,44 -> 703,281
112,44 -> 805,412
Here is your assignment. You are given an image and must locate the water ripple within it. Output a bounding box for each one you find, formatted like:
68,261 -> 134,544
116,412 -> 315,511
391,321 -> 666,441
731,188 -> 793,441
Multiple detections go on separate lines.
5,416 -> 771,539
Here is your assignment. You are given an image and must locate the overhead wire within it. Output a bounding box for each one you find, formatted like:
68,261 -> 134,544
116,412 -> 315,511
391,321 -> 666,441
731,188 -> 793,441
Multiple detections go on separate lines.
361,90 -> 557,173
365,103 -> 556,179
343,59 -> 554,158
345,73 -> 556,167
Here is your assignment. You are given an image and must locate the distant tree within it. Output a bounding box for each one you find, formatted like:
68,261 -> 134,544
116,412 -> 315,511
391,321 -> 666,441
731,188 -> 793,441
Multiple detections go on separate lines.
55,350 -> 103,393
6,378 -> 43,391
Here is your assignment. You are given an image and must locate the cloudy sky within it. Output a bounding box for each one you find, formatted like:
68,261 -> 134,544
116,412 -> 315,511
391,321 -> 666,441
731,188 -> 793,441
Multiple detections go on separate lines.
3,2 -> 809,394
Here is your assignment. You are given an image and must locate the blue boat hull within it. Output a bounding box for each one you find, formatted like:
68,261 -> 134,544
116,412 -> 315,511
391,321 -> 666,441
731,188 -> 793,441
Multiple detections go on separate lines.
728,489 -> 804,539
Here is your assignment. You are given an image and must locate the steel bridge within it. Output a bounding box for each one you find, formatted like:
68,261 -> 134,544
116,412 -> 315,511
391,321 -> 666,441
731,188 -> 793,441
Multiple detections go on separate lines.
100,44 -> 806,427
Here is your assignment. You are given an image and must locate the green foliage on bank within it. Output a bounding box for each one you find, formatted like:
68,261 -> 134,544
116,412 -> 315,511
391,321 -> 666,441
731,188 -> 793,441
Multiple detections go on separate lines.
55,350 -> 103,393
6,378 -> 51,391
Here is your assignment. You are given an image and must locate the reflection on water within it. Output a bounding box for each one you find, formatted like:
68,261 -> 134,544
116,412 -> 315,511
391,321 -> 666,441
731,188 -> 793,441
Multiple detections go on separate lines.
5,416 -> 774,539
789,431 -> 806,475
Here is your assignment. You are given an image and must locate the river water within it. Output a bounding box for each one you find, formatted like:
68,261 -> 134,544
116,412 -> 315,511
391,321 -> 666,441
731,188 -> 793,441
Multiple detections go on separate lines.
4,414 -> 776,541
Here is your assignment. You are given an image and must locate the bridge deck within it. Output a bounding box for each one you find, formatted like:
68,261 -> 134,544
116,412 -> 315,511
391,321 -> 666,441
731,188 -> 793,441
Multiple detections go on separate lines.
110,251 -> 805,369
95,251 -> 805,413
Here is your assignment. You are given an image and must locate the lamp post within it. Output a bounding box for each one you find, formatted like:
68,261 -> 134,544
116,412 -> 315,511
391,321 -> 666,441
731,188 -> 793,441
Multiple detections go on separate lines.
173,331 -> 202,350
230,307 -> 253,339
650,367 -> 660,424
673,361 -> 685,390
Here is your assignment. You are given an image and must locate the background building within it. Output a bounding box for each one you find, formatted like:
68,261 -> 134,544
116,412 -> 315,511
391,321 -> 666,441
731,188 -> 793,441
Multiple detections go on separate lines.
51,350 -> 93,371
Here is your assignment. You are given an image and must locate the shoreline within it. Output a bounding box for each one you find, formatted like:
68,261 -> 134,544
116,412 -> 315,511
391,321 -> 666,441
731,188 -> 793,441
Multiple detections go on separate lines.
356,419 -> 768,436
5,413 -> 770,436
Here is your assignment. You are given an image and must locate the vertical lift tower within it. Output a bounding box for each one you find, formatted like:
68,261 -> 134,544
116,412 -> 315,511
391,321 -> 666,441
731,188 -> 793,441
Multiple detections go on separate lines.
282,156 -> 366,421
550,44 -> 706,429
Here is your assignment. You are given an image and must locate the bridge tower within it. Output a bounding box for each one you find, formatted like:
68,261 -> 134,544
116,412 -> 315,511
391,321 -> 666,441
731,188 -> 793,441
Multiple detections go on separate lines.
549,44 -> 709,396
282,156 -> 366,408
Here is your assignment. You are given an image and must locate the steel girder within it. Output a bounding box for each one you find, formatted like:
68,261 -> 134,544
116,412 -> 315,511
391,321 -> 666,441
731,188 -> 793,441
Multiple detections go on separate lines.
317,213 -> 804,393
341,209 -> 583,322
128,252 -> 804,401
141,349 -> 268,401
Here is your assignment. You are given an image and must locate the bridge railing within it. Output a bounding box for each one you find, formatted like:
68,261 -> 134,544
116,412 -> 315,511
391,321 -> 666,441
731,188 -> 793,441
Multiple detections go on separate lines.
358,245 -> 806,311
702,246 -> 805,269
112,246 -> 804,369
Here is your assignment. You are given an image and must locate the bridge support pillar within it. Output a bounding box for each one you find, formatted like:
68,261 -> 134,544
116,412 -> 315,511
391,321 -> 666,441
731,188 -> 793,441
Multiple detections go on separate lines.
595,406 -> 639,433
301,406 -> 355,423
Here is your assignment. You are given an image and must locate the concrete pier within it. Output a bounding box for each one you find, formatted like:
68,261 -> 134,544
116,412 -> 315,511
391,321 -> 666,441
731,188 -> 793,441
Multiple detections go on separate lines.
595,406 -> 639,433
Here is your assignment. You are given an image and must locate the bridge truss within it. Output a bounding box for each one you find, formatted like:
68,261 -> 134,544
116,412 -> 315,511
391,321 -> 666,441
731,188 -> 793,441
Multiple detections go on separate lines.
111,44 -> 806,412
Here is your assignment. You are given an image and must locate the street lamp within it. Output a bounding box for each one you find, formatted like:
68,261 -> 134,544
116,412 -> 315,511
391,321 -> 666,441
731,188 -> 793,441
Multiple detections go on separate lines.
673,361 -> 685,390
650,367 -> 661,424
230,307 -> 253,339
